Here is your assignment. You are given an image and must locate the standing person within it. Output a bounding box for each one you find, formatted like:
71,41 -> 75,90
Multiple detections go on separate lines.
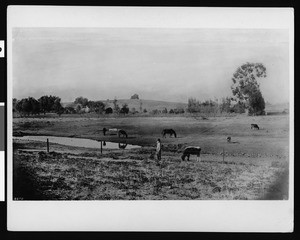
156,138 -> 161,165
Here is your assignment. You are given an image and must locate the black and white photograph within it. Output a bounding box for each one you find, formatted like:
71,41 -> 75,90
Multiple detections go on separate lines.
7,6 -> 294,231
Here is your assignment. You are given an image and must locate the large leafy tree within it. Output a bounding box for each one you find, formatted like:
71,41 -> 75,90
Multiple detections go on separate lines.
120,103 -> 129,114
219,97 -> 232,113
74,96 -> 89,107
231,62 -> 267,115
16,97 -> 40,116
53,97 -> 64,116
248,89 -> 265,115
38,95 -> 51,114
29,97 -> 40,115
16,98 -> 31,116
38,95 -> 61,114
94,101 -> 106,115
187,98 -> 199,113
87,100 -> 105,114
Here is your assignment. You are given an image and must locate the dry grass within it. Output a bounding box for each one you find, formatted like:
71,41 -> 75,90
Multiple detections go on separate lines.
13,143 -> 289,200
13,114 -> 290,200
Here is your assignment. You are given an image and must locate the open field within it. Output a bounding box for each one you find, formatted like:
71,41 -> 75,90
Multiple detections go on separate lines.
13,114 -> 290,200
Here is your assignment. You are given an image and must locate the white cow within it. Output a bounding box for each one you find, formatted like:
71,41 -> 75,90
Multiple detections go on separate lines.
181,146 -> 201,161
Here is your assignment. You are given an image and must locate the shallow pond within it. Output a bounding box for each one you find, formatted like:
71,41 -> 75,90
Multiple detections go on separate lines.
13,135 -> 141,150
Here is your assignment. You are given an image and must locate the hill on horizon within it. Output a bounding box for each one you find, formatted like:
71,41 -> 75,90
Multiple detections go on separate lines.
62,99 -> 188,112
62,98 -> 289,113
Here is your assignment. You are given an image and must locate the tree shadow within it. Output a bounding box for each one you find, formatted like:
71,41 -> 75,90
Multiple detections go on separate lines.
13,158 -> 48,200
259,168 -> 289,200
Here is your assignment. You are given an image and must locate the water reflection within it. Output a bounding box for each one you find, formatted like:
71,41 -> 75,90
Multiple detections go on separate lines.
13,135 -> 140,150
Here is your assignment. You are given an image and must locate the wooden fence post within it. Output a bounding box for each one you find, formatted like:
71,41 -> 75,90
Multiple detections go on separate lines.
47,138 -> 49,153
100,140 -> 103,154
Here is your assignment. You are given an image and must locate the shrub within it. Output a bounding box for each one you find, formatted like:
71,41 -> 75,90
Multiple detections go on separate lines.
105,107 -> 113,114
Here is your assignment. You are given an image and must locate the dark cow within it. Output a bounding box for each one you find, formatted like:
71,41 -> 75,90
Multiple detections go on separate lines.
227,136 -> 231,142
103,128 -> 128,138
162,129 -> 177,138
251,124 -> 259,130
181,146 -> 201,161
103,128 -> 113,136
118,130 -> 128,138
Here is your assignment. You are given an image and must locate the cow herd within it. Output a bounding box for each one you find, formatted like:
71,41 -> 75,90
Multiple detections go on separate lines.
102,123 -> 260,162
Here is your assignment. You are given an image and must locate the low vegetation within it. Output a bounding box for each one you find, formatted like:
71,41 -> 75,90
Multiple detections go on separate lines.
13,143 -> 288,200
13,112 -> 289,200
12,62 -> 289,200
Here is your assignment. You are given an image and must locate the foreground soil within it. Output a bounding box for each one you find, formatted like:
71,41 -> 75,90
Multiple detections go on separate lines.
13,140 -> 289,200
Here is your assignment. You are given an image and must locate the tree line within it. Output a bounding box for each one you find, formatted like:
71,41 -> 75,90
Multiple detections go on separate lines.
187,62 -> 267,115
13,95 -> 64,117
13,95 -> 108,117
13,63 -> 267,117
13,95 -> 141,117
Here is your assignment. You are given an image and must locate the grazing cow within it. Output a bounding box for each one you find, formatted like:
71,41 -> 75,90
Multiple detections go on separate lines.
118,130 -> 128,138
227,136 -> 231,142
162,129 -> 177,138
251,124 -> 259,130
181,146 -> 201,161
103,128 -> 128,138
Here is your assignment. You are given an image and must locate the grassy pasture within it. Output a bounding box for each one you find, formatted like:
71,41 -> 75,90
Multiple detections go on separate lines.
13,114 -> 290,200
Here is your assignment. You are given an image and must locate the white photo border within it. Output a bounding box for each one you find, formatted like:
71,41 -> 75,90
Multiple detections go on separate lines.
7,6 -> 294,232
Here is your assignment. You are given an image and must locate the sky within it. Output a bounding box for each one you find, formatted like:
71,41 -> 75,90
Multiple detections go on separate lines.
12,28 -> 290,104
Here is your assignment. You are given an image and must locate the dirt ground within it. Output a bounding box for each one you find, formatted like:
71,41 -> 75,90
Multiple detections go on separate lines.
12,114 -> 290,200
